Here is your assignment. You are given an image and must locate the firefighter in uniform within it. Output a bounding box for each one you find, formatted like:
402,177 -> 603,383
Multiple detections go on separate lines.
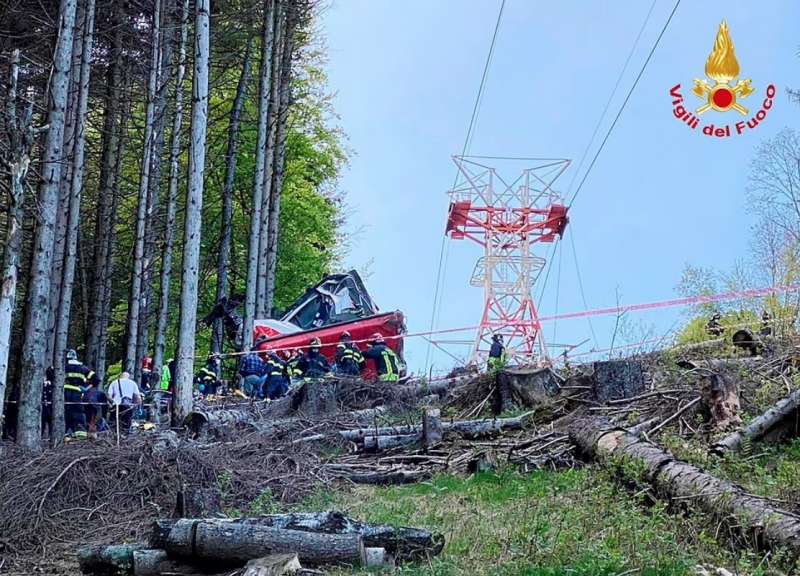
263,352 -> 289,399
286,349 -> 304,381
363,333 -> 402,382
335,332 -> 364,376
298,338 -> 331,379
488,334 -> 507,371
196,356 -> 219,395
65,349 -> 94,436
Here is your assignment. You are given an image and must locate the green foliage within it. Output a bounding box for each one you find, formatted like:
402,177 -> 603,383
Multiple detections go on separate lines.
675,310 -> 758,346
249,488 -> 281,516
321,468 -> 772,576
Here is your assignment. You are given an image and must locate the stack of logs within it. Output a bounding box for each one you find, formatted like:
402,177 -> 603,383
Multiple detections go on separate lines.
79,512 -> 444,575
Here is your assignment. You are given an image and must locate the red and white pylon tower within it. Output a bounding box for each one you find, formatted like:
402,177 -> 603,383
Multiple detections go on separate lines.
445,156 -> 570,365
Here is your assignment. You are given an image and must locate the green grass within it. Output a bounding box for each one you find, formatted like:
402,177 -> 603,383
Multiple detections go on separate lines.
291,468 -> 778,576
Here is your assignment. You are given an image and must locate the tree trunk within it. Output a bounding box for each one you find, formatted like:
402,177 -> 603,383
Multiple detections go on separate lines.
86,7 -> 124,372
570,417 -> 800,554
173,0 -> 210,422
0,50 -> 34,429
264,2 -> 297,314
153,0 -> 189,378
243,0 -> 277,348
256,2 -> 284,319
153,519 -> 366,567
126,0 -> 162,374
51,0 -> 96,444
211,36 -> 254,362
46,3 -> 85,366
16,0 -> 78,450
136,15 -> 176,383
95,85 -> 130,384
153,513 -> 443,562
712,388 -> 800,455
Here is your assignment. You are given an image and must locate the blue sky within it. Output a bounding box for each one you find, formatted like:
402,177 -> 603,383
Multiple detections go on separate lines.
320,0 -> 800,373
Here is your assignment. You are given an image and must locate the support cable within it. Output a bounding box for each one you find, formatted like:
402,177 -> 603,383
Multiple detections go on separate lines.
424,0 -> 507,371
568,0 -> 682,208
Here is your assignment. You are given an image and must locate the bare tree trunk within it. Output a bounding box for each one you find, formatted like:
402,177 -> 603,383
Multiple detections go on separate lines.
174,0 -> 210,422
86,10 -> 124,370
0,50 -> 34,430
136,15 -> 175,383
256,2 -> 284,319
264,3 -> 297,314
125,0 -> 162,374
243,0 -> 277,350
154,0 -> 189,378
51,0 -> 96,444
211,36 -> 254,361
46,3 -> 85,366
16,0 -> 78,450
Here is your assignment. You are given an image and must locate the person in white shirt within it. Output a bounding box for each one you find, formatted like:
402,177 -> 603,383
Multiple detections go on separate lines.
108,372 -> 142,434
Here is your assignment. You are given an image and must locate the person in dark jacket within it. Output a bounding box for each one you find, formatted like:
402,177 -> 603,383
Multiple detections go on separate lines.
84,379 -> 108,433
196,356 -> 219,395
488,334 -> 507,371
263,352 -> 289,399
298,338 -> 331,379
64,349 -> 93,435
335,332 -> 364,376
363,333 -> 402,382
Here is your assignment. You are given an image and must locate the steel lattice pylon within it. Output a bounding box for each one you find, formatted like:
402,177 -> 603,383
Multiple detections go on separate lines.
445,156 -> 570,365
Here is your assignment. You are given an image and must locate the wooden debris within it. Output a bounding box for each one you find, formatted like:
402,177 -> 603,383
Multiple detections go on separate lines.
241,554 -> 301,576
154,518 -> 367,567
422,408 -> 443,449
712,388 -> 800,455
570,417 -> 800,554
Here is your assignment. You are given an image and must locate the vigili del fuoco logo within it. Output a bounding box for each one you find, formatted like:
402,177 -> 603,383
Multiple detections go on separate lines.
670,21 -> 775,138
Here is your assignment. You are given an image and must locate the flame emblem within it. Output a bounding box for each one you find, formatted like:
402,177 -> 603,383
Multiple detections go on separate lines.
693,21 -> 754,115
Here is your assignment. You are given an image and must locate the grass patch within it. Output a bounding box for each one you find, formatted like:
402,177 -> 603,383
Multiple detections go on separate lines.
296,468 -> 777,576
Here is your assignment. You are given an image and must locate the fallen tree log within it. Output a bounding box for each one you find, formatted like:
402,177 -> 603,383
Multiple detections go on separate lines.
570,417 -> 800,554
363,433 -> 419,452
78,544 -> 143,574
153,512 -> 444,561
153,518 -> 366,567
712,388 -> 800,455
340,412 -> 533,443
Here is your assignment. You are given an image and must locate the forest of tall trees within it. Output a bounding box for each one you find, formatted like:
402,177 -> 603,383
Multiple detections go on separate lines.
0,0 -> 347,449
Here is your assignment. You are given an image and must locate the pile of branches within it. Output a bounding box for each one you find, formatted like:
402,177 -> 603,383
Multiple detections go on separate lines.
0,434 -> 330,574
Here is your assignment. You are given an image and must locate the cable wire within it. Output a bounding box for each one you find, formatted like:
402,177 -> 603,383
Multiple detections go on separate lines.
564,0 -> 659,198
568,0 -> 682,208
569,229 -> 599,349
424,0 -> 507,371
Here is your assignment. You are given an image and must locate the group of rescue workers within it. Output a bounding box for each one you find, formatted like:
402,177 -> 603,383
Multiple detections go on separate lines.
2,331 -> 408,440
236,331 -> 404,400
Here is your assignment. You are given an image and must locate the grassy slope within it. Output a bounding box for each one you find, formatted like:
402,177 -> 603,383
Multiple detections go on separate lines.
295,467 -> 781,576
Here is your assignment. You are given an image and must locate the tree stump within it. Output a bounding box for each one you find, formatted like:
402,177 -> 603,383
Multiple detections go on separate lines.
592,360 -> 645,403
242,554 -> 302,576
422,408 -> 442,449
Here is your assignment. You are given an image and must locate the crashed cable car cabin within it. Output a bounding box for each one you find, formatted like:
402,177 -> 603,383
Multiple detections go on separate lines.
253,271 -> 406,374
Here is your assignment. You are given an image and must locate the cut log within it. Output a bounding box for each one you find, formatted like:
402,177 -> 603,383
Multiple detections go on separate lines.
131,549 -> 167,576
592,359 -> 645,403
343,412 -> 533,444
712,388 -> 800,455
364,547 -> 393,568
155,518 -> 365,567
363,434 -> 419,452
467,451 -> 498,474
298,380 -> 338,417
78,544 -> 142,574
345,469 -> 431,485
571,417 -> 800,554
494,368 -> 562,413
153,513 -> 444,561
422,408 -> 442,449
242,554 -> 301,576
